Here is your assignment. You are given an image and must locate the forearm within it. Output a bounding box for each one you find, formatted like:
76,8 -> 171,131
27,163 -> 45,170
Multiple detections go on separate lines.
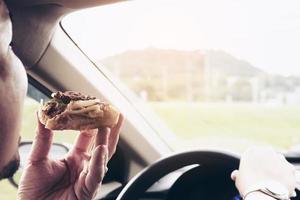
244,192 -> 275,200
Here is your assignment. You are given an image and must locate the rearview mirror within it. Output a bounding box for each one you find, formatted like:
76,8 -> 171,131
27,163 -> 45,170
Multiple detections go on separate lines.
8,141 -> 70,188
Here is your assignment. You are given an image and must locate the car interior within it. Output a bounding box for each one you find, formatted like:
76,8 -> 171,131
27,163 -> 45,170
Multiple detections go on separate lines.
2,0 -> 300,199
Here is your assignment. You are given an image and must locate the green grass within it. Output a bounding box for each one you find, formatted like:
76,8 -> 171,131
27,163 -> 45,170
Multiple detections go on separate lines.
1,100 -> 300,199
150,102 -> 300,151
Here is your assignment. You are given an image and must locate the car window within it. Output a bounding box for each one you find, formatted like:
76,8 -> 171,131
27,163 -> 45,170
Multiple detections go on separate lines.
62,0 -> 300,153
0,83 -> 77,199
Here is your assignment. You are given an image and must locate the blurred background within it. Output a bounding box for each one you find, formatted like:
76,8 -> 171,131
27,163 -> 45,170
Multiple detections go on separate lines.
63,0 -> 300,152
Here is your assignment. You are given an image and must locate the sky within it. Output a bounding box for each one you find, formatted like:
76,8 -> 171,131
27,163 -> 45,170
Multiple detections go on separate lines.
63,0 -> 300,76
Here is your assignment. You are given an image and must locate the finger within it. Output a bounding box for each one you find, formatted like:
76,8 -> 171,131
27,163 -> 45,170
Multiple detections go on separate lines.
73,129 -> 97,153
95,127 -> 110,147
29,112 -> 54,162
108,114 -> 125,159
231,170 -> 239,181
85,145 -> 108,194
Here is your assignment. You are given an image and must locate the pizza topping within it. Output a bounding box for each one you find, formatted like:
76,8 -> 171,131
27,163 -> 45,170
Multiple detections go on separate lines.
67,104 -> 101,114
43,91 -> 107,119
52,91 -> 96,104
43,100 -> 67,118
68,99 -> 101,110
66,101 -> 105,118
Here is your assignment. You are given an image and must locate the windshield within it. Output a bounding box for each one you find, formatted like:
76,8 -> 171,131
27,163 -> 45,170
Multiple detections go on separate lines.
62,0 -> 300,153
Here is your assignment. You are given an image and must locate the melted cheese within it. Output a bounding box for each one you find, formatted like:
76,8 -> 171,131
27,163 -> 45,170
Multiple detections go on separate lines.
68,99 -> 100,110
67,104 -> 99,113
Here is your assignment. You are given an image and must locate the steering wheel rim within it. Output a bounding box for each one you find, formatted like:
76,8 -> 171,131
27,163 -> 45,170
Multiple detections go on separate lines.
116,150 -> 240,200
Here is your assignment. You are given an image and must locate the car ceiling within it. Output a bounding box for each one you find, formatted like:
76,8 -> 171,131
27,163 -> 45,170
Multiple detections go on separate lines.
5,0 -> 125,68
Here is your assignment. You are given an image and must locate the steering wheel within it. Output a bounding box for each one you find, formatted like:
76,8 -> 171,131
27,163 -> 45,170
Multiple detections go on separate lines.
116,150 -> 240,200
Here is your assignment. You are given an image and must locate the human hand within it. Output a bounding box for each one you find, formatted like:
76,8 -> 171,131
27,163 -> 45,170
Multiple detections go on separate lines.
231,147 -> 296,199
17,113 -> 124,200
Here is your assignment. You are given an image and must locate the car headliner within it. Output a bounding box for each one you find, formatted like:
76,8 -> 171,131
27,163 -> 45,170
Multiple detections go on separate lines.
5,0 -> 125,67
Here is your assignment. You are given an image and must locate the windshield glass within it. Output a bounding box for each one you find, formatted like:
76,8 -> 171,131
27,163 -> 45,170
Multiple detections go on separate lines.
62,0 -> 300,153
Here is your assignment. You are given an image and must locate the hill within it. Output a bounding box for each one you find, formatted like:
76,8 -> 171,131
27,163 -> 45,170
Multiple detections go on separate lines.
99,48 -> 262,78
98,48 -> 263,101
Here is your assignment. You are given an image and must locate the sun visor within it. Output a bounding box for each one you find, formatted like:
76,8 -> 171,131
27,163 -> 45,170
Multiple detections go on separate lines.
7,4 -> 65,68
5,0 -> 124,68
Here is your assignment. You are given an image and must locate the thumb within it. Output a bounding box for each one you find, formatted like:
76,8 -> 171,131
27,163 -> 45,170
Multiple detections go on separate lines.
29,112 -> 53,162
231,170 -> 239,181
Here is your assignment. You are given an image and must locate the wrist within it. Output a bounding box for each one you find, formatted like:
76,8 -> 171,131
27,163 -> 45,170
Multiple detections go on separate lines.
244,191 -> 276,200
